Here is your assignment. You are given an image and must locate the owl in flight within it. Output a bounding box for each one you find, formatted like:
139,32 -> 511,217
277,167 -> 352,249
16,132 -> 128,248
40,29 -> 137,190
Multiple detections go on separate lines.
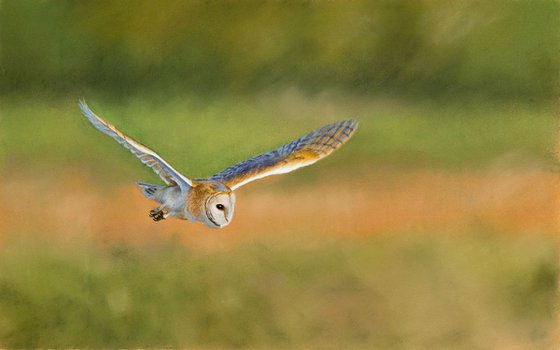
79,100 -> 358,228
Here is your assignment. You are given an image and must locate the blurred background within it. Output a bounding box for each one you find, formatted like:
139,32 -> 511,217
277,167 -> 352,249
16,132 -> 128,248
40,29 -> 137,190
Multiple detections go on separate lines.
1,0 -> 559,348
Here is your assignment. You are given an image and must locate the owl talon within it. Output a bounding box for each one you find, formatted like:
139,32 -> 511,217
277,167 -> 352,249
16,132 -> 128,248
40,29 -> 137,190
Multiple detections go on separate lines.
149,207 -> 169,221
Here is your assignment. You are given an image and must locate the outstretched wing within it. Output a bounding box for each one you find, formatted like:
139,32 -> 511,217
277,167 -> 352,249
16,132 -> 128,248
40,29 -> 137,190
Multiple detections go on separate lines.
79,100 -> 193,190
210,119 -> 358,190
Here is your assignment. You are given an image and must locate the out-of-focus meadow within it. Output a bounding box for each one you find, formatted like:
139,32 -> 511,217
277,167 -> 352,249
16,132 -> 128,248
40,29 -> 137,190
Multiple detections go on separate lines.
1,1 -> 560,348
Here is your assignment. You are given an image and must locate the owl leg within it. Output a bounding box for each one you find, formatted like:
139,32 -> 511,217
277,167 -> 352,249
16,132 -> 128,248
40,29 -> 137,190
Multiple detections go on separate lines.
149,206 -> 170,221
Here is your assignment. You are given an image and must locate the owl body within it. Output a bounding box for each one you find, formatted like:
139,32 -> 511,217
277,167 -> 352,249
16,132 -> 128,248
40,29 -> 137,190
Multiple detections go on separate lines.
139,180 -> 235,227
79,100 -> 357,228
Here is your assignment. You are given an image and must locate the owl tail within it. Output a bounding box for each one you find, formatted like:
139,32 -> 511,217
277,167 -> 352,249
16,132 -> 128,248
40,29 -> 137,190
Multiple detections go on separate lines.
136,182 -> 164,199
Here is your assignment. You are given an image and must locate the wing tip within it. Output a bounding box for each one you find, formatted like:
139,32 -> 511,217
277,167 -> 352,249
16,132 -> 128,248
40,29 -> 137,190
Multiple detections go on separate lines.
78,98 -> 96,119
345,118 -> 359,130
337,118 -> 359,140
78,97 -> 87,109
330,118 -> 359,131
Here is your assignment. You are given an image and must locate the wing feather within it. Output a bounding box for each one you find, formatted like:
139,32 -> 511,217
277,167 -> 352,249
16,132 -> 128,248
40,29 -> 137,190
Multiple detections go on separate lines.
210,119 -> 358,190
79,100 -> 192,189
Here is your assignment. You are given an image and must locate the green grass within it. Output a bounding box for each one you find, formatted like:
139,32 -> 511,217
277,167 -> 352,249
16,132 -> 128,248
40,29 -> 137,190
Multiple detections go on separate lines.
0,232 -> 557,348
0,93 -> 556,183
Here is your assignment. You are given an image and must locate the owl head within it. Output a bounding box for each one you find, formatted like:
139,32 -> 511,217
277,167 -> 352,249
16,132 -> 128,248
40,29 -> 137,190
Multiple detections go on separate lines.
205,191 -> 235,228
189,181 -> 235,228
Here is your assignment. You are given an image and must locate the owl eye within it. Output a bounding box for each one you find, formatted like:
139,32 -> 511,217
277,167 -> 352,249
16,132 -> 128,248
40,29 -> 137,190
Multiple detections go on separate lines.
216,204 -> 225,210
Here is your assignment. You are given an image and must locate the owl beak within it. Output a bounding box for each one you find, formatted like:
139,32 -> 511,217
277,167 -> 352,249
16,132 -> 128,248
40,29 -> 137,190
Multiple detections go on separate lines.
208,216 -> 228,228
220,215 -> 231,228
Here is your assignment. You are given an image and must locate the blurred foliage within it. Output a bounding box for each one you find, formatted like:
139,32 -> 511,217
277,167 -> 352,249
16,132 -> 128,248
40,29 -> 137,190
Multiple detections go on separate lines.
0,0 -> 558,102
0,233 -> 556,348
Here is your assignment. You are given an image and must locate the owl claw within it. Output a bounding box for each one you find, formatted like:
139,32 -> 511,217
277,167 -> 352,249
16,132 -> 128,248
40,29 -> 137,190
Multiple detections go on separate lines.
149,207 -> 169,221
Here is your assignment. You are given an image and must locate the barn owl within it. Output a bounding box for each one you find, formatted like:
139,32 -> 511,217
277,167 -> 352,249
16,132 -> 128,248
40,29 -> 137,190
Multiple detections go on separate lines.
79,100 -> 358,228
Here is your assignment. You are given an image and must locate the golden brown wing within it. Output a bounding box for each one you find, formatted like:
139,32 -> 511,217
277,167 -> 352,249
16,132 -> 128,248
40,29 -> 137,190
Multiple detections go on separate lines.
79,100 -> 193,190
210,119 -> 358,190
